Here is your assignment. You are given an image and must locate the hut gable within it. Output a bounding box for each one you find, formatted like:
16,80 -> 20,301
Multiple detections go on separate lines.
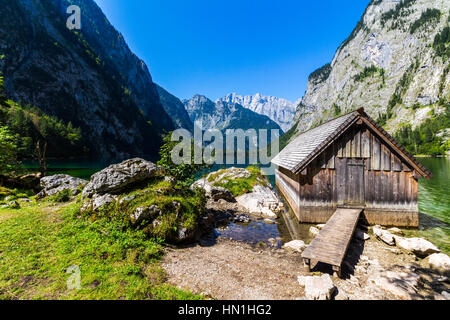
272,108 -> 431,178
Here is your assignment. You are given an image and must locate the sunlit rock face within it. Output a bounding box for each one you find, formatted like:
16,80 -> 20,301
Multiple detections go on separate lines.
291,0 -> 449,139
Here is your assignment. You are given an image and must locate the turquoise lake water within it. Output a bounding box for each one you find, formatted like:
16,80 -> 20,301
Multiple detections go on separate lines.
24,158 -> 449,253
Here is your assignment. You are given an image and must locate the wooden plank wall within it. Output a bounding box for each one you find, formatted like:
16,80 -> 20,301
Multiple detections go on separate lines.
276,167 -> 301,218
275,122 -> 420,226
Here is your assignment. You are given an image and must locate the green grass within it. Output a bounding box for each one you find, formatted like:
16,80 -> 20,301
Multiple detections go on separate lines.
0,199 -> 202,300
0,186 -> 33,203
208,166 -> 270,197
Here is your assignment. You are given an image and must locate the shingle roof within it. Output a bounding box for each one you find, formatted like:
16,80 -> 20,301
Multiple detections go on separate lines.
272,111 -> 359,172
271,108 -> 432,178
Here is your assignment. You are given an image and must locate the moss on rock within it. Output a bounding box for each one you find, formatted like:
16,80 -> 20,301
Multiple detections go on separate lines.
81,177 -> 207,244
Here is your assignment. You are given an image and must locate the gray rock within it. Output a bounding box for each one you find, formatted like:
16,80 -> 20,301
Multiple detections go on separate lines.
119,195 -> 136,204
164,176 -> 177,187
284,240 -> 306,252
92,194 -> 117,211
82,158 -> 160,197
130,205 -> 161,225
37,174 -> 88,199
1,201 -> 20,209
210,187 -> 235,202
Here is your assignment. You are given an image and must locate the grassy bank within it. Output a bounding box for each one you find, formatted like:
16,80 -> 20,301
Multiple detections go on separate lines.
0,198 -> 202,300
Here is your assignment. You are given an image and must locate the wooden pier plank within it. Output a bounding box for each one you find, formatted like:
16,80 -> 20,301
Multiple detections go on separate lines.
301,208 -> 362,269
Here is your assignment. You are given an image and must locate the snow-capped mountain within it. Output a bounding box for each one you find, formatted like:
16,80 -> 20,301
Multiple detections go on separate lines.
218,93 -> 298,132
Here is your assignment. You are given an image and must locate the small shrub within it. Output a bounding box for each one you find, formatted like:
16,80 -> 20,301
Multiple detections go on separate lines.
433,26 -> 450,59
210,166 -> 269,197
48,189 -> 72,203
410,9 -> 441,34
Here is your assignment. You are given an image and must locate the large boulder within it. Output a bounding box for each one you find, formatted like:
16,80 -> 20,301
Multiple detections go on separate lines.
192,179 -> 236,202
427,253 -> 450,274
82,158 -> 161,197
235,185 -> 284,219
298,274 -> 336,300
394,236 -> 440,257
373,226 -> 396,246
36,174 -> 88,199
192,167 -> 284,218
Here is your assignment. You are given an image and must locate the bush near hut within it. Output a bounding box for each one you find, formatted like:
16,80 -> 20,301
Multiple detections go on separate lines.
208,166 -> 270,197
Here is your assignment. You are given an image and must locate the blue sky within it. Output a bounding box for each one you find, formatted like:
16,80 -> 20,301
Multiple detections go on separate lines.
94,0 -> 370,102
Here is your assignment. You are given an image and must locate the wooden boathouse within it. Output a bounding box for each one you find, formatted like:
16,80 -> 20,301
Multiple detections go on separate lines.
272,108 -> 432,277
272,108 -> 432,228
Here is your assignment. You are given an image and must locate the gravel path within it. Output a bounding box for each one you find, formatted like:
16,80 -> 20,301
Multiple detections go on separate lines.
162,239 -> 307,300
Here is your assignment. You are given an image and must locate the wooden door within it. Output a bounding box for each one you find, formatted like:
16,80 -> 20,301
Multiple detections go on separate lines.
337,158 -> 365,207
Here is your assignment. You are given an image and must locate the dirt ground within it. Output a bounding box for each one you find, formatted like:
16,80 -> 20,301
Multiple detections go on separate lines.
162,235 -> 450,300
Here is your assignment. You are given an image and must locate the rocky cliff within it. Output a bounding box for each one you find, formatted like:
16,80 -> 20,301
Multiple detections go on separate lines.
292,0 -> 449,142
218,93 -> 298,132
0,0 -> 174,160
156,84 -> 194,132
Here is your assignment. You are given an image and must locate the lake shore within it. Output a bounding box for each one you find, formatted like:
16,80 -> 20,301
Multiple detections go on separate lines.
163,232 -> 449,300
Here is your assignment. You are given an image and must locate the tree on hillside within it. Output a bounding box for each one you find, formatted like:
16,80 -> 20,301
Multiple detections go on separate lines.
0,73 -> 5,102
0,126 -> 20,179
158,133 -> 211,186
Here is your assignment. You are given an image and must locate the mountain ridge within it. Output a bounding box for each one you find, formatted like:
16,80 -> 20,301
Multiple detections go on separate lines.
217,93 -> 298,132
0,0 -> 174,160
288,0 -> 449,155
183,94 -> 283,138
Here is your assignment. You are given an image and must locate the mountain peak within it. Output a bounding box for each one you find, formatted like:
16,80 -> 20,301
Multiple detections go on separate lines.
217,93 -> 297,131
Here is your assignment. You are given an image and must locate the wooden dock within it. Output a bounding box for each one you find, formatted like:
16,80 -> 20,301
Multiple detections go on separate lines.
301,208 -> 362,277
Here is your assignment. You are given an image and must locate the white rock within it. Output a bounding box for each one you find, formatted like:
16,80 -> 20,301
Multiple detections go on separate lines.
297,276 -> 307,286
37,174 -> 88,199
371,269 -> 420,300
388,227 -> 404,235
355,229 -> 370,241
304,274 -> 336,300
373,226 -> 395,246
435,291 -> 450,300
428,253 -> 450,273
264,219 -> 276,225
316,224 -> 326,230
310,227 -> 320,236
394,236 -> 440,257
92,194 -> 117,211
283,240 -> 306,252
